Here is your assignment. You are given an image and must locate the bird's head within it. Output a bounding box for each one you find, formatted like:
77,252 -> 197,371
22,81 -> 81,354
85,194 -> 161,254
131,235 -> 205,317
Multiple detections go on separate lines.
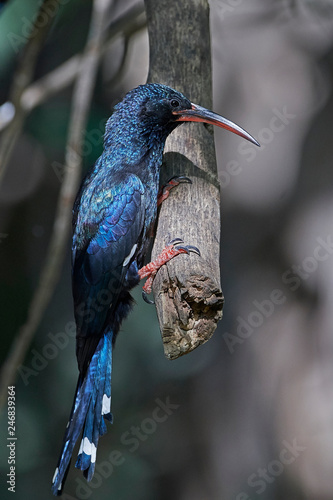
105,83 -> 259,152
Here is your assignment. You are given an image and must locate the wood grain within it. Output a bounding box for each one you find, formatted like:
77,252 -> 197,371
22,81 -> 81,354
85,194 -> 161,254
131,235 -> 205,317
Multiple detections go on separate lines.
145,0 -> 224,359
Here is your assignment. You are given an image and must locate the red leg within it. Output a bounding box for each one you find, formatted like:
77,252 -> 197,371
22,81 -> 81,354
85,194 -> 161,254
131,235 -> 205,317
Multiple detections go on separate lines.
157,176 -> 191,207
138,239 -> 200,303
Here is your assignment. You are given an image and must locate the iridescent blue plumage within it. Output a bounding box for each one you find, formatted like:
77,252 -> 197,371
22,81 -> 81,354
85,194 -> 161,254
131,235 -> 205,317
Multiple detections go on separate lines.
52,83 -> 260,495
51,84 -> 192,495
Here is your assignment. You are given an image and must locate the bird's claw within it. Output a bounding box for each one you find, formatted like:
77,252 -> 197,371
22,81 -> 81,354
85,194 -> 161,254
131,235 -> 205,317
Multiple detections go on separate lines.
139,238 -> 201,305
176,244 -> 201,256
142,289 -> 155,305
168,238 -> 201,257
165,175 -> 192,186
168,237 -> 184,246
157,175 -> 192,207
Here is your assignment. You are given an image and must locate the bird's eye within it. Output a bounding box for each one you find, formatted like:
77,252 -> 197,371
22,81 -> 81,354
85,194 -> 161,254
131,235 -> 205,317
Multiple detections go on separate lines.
170,99 -> 180,108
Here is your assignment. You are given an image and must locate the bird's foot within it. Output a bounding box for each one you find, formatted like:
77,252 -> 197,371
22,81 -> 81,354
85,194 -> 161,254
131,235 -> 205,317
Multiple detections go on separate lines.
157,175 -> 192,207
138,238 -> 200,304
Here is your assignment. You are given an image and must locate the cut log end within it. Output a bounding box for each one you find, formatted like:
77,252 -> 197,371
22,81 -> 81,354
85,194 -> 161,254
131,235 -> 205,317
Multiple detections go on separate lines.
154,273 -> 224,360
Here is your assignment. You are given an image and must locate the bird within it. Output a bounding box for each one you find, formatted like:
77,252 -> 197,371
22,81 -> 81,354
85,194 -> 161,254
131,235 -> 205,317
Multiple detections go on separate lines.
51,82 -> 259,495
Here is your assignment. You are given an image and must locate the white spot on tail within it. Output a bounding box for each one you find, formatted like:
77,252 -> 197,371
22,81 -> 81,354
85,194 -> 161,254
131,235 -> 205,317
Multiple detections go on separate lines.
102,394 -> 111,415
78,437 -> 97,463
123,243 -> 137,266
91,443 -> 97,463
52,467 -> 62,490
52,467 -> 59,483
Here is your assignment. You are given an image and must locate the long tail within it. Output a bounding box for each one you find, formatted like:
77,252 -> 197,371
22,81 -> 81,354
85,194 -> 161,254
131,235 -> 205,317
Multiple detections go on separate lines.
51,330 -> 113,496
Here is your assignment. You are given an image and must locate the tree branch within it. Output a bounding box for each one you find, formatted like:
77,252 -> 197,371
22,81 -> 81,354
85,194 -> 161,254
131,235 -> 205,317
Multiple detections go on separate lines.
0,0 -> 62,184
145,0 -> 224,359
0,5 -> 146,130
21,5 -> 145,113
0,0 -> 113,408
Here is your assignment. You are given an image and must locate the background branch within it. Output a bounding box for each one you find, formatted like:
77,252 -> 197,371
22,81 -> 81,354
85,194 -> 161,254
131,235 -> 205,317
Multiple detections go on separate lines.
0,4 -> 146,131
0,0 -> 113,408
0,0 -> 62,185
145,0 -> 224,359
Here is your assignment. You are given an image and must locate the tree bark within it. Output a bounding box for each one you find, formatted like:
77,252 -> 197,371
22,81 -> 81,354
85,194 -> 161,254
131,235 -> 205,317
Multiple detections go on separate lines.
145,0 -> 224,360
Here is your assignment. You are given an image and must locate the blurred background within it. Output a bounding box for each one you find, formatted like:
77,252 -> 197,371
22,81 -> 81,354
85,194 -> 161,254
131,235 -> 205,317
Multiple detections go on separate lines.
1,0 -> 333,499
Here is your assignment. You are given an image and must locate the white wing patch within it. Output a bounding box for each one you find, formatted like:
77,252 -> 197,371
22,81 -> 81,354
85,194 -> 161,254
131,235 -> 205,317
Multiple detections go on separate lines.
123,243 -> 137,267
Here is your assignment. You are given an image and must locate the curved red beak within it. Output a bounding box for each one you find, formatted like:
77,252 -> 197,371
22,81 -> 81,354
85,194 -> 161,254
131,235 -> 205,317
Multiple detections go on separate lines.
173,103 -> 260,147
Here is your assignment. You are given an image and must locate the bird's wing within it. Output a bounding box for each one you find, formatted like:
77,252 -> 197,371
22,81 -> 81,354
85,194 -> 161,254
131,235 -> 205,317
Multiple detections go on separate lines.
72,172 -> 145,375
